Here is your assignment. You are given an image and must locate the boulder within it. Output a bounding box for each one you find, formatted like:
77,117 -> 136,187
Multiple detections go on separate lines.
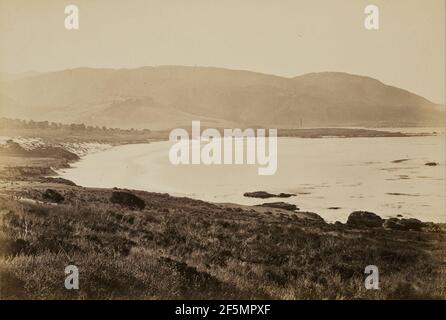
43,189 -> 64,203
383,218 -> 424,231
383,218 -> 404,230
333,221 -> 344,227
301,211 -> 325,221
258,202 -> 298,211
244,191 -> 296,199
244,191 -> 276,198
346,211 -> 384,228
110,191 -> 145,210
401,218 -> 424,231
277,193 -> 297,198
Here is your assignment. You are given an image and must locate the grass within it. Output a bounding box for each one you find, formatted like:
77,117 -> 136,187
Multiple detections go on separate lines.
0,185 -> 445,300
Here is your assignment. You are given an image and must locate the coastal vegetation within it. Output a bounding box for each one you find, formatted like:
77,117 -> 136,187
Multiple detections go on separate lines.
0,183 -> 444,299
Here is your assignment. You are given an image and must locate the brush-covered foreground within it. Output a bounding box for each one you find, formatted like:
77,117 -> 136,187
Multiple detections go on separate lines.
0,183 -> 445,300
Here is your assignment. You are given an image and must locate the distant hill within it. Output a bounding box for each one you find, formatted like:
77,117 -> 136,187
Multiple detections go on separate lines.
0,66 -> 443,130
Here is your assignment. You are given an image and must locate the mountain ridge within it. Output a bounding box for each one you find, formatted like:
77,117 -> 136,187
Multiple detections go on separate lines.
0,66 -> 443,130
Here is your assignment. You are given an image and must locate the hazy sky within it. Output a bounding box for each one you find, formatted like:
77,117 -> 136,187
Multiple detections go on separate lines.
0,0 -> 444,103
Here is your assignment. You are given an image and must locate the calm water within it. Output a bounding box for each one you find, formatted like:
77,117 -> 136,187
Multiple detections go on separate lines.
59,129 -> 446,222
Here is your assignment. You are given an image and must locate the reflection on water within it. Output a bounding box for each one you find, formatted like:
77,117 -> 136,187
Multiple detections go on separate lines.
59,129 -> 446,223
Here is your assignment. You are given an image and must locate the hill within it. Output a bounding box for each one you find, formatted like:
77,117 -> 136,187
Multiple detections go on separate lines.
0,66 -> 443,129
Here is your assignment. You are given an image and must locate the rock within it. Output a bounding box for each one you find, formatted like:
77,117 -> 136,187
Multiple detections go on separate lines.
334,221 -> 344,227
328,207 -> 341,210
383,218 -> 402,230
244,191 -> 296,199
346,211 -> 384,228
244,191 -> 275,198
277,193 -> 297,198
301,211 -> 325,221
425,162 -> 438,166
258,202 -> 298,211
401,218 -> 424,231
392,159 -> 410,163
110,191 -> 145,210
383,218 -> 424,231
42,189 -> 64,203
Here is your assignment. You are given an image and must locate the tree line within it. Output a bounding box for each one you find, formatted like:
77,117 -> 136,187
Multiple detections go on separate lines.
0,117 -> 151,134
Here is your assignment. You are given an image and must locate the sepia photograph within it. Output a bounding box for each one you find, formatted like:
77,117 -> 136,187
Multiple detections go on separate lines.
0,0 -> 445,308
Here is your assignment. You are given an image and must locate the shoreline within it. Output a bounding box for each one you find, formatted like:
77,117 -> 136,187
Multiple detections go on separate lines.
55,131 -> 446,223
0,126 -> 446,300
2,131 -> 445,227
1,174 -> 445,299
2,126 -> 444,220
4,127 -> 442,222
1,127 -> 445,299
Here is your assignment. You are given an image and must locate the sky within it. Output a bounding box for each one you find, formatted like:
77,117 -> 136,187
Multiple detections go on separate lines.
0,0 -> 444,103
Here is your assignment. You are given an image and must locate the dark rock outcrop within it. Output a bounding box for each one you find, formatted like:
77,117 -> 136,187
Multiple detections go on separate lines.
425,162 -> 438,166
346,211 -> 384,228
110,191 -> 145,210
244,191 -> 296,199
383,218 -> 424,231
258,202 -> 298,211
42,189 -> 64,203
301,211 -> 325,221
277,193 -> 296,198
244,191 -> 275,198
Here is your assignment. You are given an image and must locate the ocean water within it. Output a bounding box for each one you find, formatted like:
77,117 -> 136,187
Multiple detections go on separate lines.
59,129 -> 446,223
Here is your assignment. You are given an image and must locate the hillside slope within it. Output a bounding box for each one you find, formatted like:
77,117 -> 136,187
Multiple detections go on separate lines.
0,66 -> 443,129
